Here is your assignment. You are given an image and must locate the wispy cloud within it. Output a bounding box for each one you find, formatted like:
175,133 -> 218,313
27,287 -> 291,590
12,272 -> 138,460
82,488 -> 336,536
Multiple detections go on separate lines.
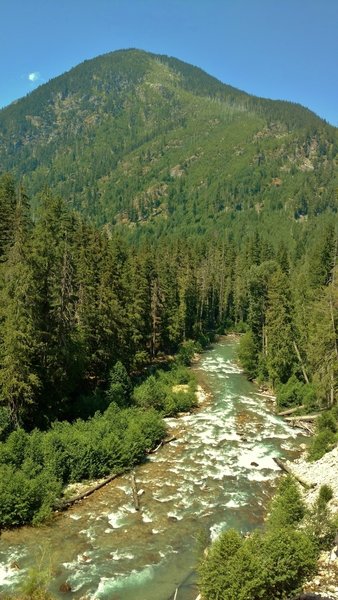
28,71 -> 41,83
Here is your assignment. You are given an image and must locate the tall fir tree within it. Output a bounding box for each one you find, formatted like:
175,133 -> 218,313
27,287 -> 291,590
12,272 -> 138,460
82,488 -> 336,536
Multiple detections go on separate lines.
0,188 -> 41,427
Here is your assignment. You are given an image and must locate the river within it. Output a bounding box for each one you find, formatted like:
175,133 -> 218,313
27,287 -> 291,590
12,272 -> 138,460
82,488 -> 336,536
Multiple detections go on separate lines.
0,337 -> 305,600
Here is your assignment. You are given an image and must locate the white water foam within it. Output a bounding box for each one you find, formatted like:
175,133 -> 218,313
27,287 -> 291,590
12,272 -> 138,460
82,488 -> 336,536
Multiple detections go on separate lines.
79,527 -> 96,542
93,565 -> 156,598
110,550 -> 135,561
65,562 -> 99,594
225,499 -> 242,508
236,448 -> 280,472
107,509 -> 126,529
167,511 -> 183,521
142,511 -> 153,523
0,562 -> 22,587
210,521 -> 227,542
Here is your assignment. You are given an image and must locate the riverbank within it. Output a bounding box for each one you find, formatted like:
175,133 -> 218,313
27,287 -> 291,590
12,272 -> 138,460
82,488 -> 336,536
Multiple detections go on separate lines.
60,380 -> 211,507
284,445 -> 338,599
285,446 -> 338,511
0,336 -> 306,600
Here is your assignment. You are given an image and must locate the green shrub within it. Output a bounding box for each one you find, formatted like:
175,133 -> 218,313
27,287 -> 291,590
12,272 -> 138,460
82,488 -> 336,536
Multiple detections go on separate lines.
277,375 -> 304,409
276,377 -> 317,411
306,485 -> 337,550
302,384 -> 318,411
317,411 -> 337,433
176,340 -> 198,366
318,484 -> 333,504
133,364 -> 197,416
2,428 -> 29,468
233,321 -> 249,333
267,475 -> 306,530
0,398 -> 167,527
133,375 -> 167,411
199,527 -> 317,600
258,527 -> 317,598
170,365 -> 193,385
308,428 -> 336,461
0,466 -> 61,527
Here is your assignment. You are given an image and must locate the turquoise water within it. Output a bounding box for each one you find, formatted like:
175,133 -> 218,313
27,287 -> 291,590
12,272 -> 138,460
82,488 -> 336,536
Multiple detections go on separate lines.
0,337 -> 304,600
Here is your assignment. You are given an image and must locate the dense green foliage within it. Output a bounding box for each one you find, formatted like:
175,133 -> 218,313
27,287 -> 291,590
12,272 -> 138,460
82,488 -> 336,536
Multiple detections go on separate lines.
133,362 -> 197,415
199,475 -> 338,599
308,405 -> 338,461
0,173 -> 336,432
0,49 -> 337,229
266,475 -> 306,530
0,402 -> 165,527
0,49 -> 337,414
0,50 -> 337,533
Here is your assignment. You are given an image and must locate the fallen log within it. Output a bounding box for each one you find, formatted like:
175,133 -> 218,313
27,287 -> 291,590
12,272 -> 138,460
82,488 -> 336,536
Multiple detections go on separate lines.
273,457 -> 316,489
285,414 -> 320,422
148,436 -> 177,454
54,472 -> 119,511
55,435 -> 176,512
291,594 -> 337,600
278,405 -> 305,416
297,422 -> 315,435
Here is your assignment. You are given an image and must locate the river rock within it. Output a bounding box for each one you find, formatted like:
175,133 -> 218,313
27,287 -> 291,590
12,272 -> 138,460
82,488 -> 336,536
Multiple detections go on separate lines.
251,461 -> 259,467
59,582 -> 72,593
285,446 -> 338,510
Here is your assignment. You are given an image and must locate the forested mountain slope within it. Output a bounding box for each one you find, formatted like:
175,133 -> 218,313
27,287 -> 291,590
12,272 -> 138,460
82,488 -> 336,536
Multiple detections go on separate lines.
0,49 -> 337,431
0,48 -> 337,229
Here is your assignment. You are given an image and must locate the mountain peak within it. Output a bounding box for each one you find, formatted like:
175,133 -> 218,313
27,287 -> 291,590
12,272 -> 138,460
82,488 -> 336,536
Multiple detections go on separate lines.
0,50 -> 336,228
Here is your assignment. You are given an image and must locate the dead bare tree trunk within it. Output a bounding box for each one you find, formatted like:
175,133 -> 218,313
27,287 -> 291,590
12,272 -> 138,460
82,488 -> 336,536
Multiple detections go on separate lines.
293,340 -> 310,384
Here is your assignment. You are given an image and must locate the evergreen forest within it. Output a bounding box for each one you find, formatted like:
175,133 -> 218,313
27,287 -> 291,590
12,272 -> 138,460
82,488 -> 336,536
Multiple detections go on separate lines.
0,49 -> 337,597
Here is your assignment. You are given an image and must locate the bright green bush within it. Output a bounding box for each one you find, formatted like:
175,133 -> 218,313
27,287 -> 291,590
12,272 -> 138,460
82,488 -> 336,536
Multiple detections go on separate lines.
267,475 -> 306,530
277,376 -> 317,410
307,407 -> 338,461
176,340 -> 199,366
0,400 -> 166,527
317,411 -> 337,433
0,465 -> 61,527
133,364 -> 197,416
199,527 -> 317,600
133,375 -> 167,411
0,358 -> 192,527
306,485 -> 337,550
308,428 -> 336,461
318,483 -> 334,505
199,474 -> 318,599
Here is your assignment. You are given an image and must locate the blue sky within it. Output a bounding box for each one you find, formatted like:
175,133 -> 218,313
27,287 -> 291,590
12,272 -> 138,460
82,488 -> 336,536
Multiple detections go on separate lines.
1,0 -> 337,126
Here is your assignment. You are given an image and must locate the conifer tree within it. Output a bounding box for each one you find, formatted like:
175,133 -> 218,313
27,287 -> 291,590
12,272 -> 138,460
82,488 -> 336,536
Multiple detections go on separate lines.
0,173 -> 17,259
265,269 -> 296,385
31,191 -> 79,409
0,189 -> 40,426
